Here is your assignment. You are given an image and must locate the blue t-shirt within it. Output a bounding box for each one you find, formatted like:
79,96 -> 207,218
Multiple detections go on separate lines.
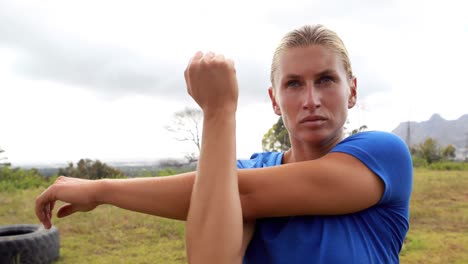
238,131 -> 413,264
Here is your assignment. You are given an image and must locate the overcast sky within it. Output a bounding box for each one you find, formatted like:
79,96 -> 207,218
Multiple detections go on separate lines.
1,0 -> 467,165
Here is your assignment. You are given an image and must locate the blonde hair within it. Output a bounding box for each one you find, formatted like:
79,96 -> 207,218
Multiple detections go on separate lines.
270,24 -> 353,87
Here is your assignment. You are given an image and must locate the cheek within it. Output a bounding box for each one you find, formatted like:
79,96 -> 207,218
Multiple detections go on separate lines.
325,91 -> 349,117
276,98 -> 296,126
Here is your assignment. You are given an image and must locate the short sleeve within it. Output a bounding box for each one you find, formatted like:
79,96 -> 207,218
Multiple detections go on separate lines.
330,131 -> 413,205
237,152 -> 284,169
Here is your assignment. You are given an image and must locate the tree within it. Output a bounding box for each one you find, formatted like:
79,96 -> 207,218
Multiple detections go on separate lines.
344,119 -> 368,136
262,117 -> 291,152
0,147 -> 11,167
165,107 -> 203,161
58,159 -> 124,179
411,138 -> 457,164
415,138 -> 441,164
350,125 -> 368,135
441,144 -> 456,160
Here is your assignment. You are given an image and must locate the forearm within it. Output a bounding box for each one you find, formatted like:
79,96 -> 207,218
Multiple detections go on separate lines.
186,113 -> 242,263
97,172 -> 194,221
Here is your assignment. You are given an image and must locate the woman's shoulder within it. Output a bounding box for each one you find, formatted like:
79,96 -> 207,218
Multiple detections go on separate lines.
332,130 -> 412,175
334,131 -> 413,205
341,130 -> 405,143
335,131 -> 409,153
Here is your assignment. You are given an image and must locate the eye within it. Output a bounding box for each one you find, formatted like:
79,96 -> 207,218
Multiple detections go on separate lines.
318,75 -> 334,84
286,80 -> 301,88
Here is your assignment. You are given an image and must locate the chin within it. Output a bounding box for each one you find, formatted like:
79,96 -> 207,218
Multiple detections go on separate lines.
296,128 -> 342,145
296,130 -> 329,144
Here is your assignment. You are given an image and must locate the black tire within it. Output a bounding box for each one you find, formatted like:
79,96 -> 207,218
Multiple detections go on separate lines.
0,224 -> 60,264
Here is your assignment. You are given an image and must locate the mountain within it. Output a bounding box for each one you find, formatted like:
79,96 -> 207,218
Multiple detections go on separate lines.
392,113 -> 468,159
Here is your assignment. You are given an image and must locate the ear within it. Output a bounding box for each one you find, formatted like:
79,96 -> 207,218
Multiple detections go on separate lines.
348,77 -> 357,109
268,87 -> 282,116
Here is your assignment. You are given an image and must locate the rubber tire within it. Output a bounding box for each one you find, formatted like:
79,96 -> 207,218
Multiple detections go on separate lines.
0,224 -> 60,264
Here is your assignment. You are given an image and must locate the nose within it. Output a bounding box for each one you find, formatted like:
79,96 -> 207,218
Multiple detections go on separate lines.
302,83 -> 320,110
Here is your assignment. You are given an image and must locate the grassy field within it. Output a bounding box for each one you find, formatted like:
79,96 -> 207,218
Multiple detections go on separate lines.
1,169 -> 467,263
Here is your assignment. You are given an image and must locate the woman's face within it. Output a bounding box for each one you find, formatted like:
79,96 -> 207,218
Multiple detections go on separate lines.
269,45 -> 357,146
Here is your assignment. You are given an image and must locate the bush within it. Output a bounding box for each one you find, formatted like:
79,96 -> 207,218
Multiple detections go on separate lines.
427,162 -> 468,171
412,156 -> 428,168
0,167 -> 55,191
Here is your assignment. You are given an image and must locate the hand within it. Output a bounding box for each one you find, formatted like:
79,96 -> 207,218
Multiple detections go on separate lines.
184,51 -> 239,116
35,176 -> 101,229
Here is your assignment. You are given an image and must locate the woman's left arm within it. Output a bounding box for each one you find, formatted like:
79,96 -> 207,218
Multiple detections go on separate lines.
239,152 -> 385,219
239,133 -> 412,219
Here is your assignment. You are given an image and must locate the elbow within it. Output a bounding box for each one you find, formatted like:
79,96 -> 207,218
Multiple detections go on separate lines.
240,192 -> 255,220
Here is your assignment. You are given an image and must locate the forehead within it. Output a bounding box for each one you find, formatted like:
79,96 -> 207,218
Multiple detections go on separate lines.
277,45 -> 345,79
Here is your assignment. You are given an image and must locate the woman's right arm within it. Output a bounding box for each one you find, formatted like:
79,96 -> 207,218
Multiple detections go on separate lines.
36,152 -> 385,228
36,141 -> 387,228
36,172 -> 195,229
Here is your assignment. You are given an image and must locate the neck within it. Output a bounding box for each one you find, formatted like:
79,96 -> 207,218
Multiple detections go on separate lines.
282,131 -> 345,164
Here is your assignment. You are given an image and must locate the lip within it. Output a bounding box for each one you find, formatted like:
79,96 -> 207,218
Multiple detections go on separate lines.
299,115 -> 328,123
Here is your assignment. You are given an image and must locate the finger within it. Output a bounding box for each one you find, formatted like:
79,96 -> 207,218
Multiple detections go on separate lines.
47,201 -> 55,221
215,54 -> 233,72
185,65 -> 194,96
185,51 -> 203,74
204,51 -> 215,61
184,66 -> 191,93
35,188 -> 53,228
45,203 -> 51,221
185,51 -> 203,79
57,204 -> 78,218
49,201 -> 56,216
42,205 -> 52,229
191,51 -> 203,64
35,196 -> 45,225
214,54 -> 225,63
227,58 -> 235,68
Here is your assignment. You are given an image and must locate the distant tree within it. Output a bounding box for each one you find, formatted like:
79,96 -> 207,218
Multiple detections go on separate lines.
441,144 -> 456,160
350,125 -> 368,135
158,158 -> 185,168
344,119 -> 368,136
58,159 -> 124,179
184,152 -> 199,164
165,107 -> 203,161
0,147 -> 11,167
415,138 -> 441,164
262,117 -> 291,152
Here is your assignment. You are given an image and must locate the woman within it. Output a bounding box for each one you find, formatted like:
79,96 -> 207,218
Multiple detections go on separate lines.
35,25 -> 412,263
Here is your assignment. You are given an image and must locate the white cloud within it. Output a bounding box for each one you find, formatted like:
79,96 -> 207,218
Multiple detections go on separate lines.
1,0 -> 467,165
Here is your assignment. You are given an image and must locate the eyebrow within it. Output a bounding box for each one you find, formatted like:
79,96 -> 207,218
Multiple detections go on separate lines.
282,69 -> 338,81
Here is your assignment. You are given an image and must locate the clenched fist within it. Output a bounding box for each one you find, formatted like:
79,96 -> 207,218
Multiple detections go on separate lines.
184,51 -> 238,116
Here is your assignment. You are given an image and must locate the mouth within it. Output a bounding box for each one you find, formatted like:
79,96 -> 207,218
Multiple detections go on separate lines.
299,116 -> 328,123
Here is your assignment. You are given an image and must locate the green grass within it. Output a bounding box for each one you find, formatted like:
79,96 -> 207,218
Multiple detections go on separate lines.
400,169 -> 468,264
0,189 -> 186,263
1,169 -> 467,263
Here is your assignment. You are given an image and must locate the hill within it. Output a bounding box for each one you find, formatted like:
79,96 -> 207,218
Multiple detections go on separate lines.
392,113 -> 468,159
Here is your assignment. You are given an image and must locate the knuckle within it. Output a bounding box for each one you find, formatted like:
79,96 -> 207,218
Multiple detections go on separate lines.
57,175 -> 66,181
189,62 -> 200,73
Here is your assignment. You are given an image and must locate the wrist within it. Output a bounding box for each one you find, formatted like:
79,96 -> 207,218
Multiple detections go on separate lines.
203,107 -> 236,121
93,178 -> 109,205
